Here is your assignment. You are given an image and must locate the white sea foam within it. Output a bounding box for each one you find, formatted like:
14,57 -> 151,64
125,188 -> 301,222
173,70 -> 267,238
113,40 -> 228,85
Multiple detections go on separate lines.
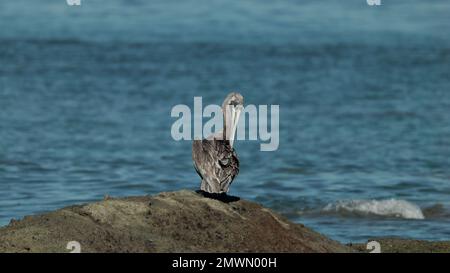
322,199 -> 425,220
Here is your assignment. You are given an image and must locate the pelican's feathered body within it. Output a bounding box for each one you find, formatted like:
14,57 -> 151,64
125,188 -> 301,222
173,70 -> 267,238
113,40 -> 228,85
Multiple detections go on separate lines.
192,92 -> 244,194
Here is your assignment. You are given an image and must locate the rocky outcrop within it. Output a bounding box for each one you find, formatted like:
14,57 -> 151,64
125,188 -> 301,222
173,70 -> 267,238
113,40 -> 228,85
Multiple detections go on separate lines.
0,190 -> 350,253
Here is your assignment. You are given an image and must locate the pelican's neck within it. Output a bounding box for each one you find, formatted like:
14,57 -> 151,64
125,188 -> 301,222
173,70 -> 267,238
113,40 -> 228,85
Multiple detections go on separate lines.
223,105 -> 232,142
223,105 -> 241,147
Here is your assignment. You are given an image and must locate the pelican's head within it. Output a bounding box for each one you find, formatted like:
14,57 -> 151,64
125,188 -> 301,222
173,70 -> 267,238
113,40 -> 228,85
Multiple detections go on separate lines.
222,92 -> 244,147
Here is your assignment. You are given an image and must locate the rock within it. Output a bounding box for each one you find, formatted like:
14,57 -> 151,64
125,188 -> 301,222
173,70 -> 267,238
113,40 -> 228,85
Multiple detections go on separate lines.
348,238 -> 450,253
0,190 -> 350,253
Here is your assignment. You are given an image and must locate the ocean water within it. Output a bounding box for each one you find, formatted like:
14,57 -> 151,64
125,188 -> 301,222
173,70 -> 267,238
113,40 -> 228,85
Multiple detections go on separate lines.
1,0 -> 450,243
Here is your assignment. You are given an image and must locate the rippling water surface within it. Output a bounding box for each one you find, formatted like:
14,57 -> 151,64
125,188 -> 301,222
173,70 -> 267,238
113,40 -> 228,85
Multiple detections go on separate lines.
1,0 -> 450,242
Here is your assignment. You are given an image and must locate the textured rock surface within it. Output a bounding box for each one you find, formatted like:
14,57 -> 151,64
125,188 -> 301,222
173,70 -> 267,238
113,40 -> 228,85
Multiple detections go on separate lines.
0,190 -> 350,253
348,238 -> 450,253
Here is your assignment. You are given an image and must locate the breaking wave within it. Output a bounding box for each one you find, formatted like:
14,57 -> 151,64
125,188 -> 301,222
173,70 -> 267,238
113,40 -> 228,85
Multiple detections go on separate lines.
322,199 -> 425,220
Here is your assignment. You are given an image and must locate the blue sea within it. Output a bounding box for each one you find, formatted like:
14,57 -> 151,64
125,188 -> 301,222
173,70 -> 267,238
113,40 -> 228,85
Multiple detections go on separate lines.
1,0 -> 450,243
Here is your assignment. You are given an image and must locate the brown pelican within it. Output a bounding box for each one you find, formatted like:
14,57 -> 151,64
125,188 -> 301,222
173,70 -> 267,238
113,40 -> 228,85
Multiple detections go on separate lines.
192,92 -> 244,194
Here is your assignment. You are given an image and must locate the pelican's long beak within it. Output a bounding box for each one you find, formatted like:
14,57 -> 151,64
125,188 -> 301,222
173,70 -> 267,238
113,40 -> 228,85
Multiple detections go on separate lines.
229,105 -> 242,148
